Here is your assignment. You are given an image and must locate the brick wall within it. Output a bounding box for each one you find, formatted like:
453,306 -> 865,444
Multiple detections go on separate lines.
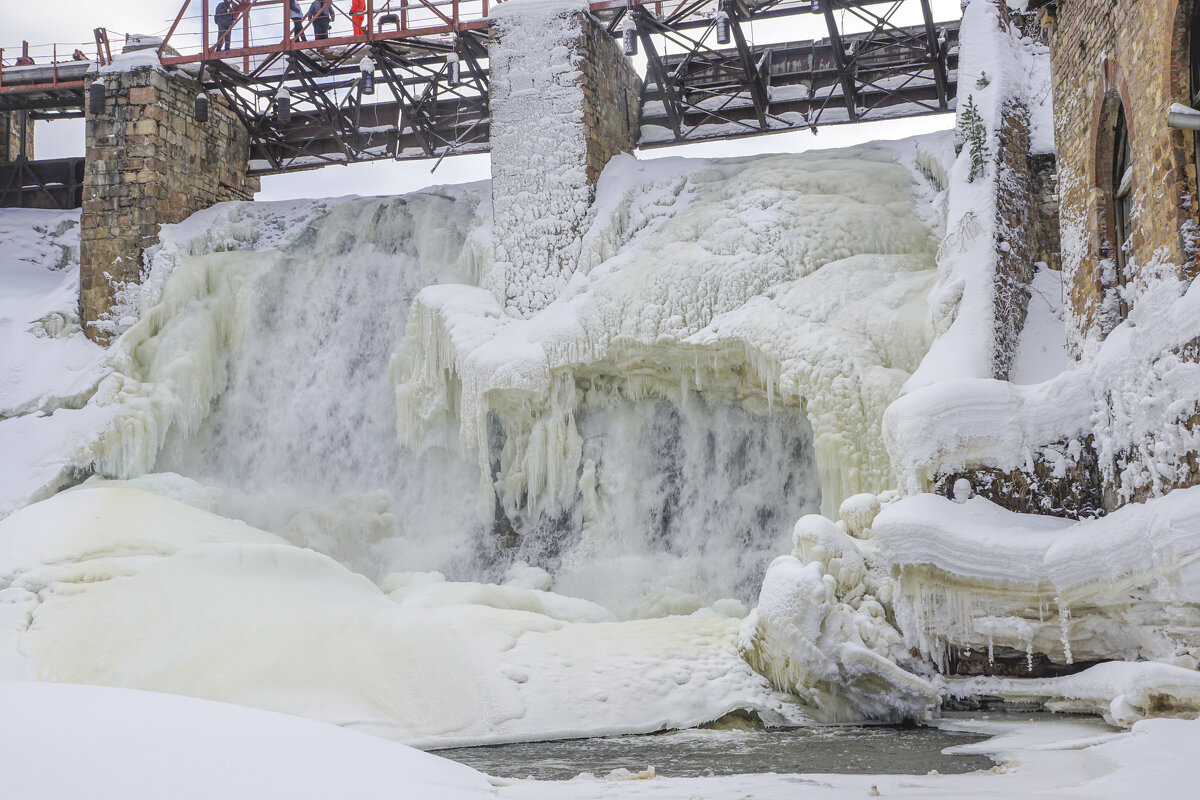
1041,0 -> 1199,345
0,111 -> 35,162
79,66 -> 258,343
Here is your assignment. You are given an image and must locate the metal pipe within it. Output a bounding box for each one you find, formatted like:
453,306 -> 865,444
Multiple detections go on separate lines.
1168,104 -> 1200,131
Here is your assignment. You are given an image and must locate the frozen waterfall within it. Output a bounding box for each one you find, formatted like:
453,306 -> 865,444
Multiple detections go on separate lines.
59,142 -> 939,620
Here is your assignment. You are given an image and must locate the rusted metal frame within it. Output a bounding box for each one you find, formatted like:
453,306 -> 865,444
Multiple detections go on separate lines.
821,0 -> 857,123
375,51 -> 438,156
661,0 -> 712,26
636,10 -> 685,140
723,0 -> 768,130
917,0 -> 948,110
16,160 -> 73,210
160,0 -> 195,59
411,0 -> 456,27
290,70 -> 358,164
456,34 -> 490,106
0,82 -> 86,98
95,29 -> 113,66
373,50 -> 412,158
668,84 -> 765,138
854,69 -> 942,116
648,19 -> 747,84
208,59 -> 291,170
840,0 -> 920,63
604,8 -> 626,35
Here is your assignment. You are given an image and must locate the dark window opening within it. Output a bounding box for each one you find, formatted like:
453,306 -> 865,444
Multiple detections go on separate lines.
1112,103 -> 1133,318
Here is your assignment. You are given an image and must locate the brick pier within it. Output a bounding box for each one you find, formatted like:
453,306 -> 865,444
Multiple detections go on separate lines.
79,45 -> 258,343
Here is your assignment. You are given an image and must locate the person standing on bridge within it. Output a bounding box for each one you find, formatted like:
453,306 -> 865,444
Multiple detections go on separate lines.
350,0 -> 367,36
214,0 -> 235,52
290,0 -> 307,41
307,0 -> 335,40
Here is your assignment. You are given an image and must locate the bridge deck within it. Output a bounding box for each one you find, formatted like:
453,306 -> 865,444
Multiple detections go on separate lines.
1,0 -> 959,183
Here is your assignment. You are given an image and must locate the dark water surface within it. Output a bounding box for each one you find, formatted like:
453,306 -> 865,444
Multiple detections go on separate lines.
437,725 -> 995,780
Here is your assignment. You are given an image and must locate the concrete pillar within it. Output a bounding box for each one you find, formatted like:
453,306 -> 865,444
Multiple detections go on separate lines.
80,58 -> 259,344
0,111 -> 34,163
488,4 -> 641,318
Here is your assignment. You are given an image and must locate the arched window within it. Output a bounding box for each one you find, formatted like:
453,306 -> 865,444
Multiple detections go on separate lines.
1112,102 -> 1133,314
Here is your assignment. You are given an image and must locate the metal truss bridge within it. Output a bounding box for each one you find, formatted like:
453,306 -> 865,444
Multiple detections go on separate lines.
0,0 -> 959,183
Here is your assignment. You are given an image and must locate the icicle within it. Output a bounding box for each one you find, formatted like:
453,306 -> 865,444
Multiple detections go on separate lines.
1056,596 -> 1074,665
1026,640 -> 1034,673
987,633 -> 994,667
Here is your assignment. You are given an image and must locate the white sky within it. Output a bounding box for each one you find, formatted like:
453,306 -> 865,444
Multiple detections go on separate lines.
5,0 -> 961,200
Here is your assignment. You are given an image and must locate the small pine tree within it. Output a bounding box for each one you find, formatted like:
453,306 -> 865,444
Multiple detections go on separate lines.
958,96 -> 988,183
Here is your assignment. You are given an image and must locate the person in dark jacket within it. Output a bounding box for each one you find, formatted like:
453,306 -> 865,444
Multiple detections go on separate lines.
290,0 -> 306,41
214,0 -> 235,51
307,0 -> 335,40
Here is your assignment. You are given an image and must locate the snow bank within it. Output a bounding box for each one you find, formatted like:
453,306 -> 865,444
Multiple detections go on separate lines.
873,488 -> 1200,670
0,209 -> 111,518
886,260 -> 1200,497
1,682 -> 491,800
948,661 -> 1200,727
0,484 -> 807,745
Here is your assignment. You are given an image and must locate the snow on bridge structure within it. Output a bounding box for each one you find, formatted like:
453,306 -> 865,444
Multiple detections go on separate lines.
0,0 -> 960,340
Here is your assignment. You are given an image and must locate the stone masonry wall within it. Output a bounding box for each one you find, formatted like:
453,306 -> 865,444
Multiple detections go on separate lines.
992,98 -> 1038,379
80,66 -> 257,343
579,14 -> 641,185
1041,0 -> 1200,345
0,111 -> 35,162
488,6 -> 641,318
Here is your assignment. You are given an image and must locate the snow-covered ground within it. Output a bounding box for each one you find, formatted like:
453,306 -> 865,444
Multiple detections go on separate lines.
5,680 -> 1199,799
0,483 -> 806,746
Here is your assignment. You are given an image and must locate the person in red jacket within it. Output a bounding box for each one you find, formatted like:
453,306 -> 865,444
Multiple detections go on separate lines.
351,0 -> 367,36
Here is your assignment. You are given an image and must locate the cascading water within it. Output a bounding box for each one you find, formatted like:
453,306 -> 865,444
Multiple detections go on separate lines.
151,181 -> 828,615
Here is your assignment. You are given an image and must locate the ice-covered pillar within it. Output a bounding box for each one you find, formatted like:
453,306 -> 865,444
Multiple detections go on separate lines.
79,37 -> 259,344
487,0 -> 641,317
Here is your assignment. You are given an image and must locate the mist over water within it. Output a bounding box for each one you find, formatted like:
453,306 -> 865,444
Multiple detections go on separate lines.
155,191 -> 823,614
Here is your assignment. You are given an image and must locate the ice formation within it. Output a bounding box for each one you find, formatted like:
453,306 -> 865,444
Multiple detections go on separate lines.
487,0 -> 594,316
874,489 -> 1200,670
396,145 -> 940,535
0,484 -> 807,745
739,502 -> 939,723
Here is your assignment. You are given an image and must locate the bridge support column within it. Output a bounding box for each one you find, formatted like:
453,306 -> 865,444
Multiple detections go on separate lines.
0,112 -> 34,163
488,3 -> 641,317
80,59 -> 258,344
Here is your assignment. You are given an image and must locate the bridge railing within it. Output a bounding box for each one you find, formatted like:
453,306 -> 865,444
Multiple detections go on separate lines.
156,0 -> 821,68
0,31 -> 112,94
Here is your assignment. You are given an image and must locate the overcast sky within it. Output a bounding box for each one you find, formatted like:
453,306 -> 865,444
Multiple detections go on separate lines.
6,0 -> 961,200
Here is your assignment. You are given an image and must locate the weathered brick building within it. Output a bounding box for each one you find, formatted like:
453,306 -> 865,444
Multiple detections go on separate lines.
1031,0 -> 1200,343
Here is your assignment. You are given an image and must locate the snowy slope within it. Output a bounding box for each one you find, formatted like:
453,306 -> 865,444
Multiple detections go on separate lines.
0,483 -> 807,745
1,682 -> 492,800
